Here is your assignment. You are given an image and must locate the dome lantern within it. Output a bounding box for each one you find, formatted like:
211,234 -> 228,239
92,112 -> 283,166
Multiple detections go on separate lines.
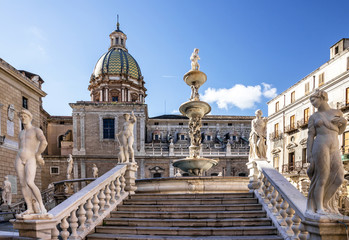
109,15 -> 127,51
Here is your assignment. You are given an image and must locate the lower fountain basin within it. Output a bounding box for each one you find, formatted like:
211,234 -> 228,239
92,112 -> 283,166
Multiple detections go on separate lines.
173,157 -> 218,176
179,101 -> 211,118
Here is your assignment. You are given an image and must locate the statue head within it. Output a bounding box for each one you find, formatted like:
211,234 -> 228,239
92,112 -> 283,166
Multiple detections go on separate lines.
18,109 -> 33,124
123,113 -> 130,121
310,89 -> 328,101
255,109 -> 262,117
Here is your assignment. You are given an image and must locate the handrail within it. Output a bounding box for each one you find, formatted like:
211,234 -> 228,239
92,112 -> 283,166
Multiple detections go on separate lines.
247,159 -> 308,239
12,162 -> 138,240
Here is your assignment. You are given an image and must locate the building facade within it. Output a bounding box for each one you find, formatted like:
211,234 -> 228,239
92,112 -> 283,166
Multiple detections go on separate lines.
267,39 -> 349,176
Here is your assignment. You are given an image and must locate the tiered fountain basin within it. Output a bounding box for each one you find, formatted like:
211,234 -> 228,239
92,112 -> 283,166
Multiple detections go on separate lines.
173,158 -> 218,173
179,101 -> 211,118
183,70 -> 207,87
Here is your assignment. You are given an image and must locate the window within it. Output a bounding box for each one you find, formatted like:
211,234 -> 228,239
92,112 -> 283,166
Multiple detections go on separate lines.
275,101 -> 279,112
288,152 -> 295,172
179,123 -> 183,125
112,96 -> 118,102
203,123 -> 208,126
153,173 -> 162,178
290,115 -> 295,129
103,119 -> 115,139
207,135 -> 211,141
304,108 -> 309,123
335,46 -> 339,55
273,155 -> 279,170
274,123 -> 279,137
291,91 -> 295,103
313,76 -> 316,90
154,122 -> 159,125
228,123 -> 232,126
305,82 -> 309,95
319,73 -> 325,86
50,167 -> 59,175
58,135 -> 64,148
22,97 -> 28,109
343,131 -> 349,154
115,38 -> 119,45
154,134 -> 160,141
121,39 -> 124,45
346,88 -> 349,105
347,57 -> 349,71
180,134 -> 185,140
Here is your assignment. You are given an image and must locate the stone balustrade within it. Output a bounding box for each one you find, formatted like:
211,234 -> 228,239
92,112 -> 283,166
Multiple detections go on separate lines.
247,159 -> 309,239
12,162 -> 138,240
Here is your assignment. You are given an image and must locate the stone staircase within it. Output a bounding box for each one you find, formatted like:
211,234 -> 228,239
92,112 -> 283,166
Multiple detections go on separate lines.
87,192 -> 282,240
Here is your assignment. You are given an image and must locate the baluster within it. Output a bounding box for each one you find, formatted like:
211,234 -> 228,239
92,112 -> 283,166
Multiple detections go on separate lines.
115,177 -> 121,199
291,214 -> 301,240
105,182 -> 111,209
77,202 -> 87,232
261,176 -> 267,197
275,190 -> 283,219
285,205 -> 295,236
110,180 -> 116,203
70,208 -> 79,239
86,197 -> 93,224
92,192 -> 100,218
99,186 -> 106,214
120,173 -> 126,193
270,187 -> 278,214
264,180 -> 271,204
257,172 -> 264,193
267,185 -> 274,208
51,224 -> 59,240
60,216 -> 70,240
298,222 -> 309,240
279,199 -> 288,227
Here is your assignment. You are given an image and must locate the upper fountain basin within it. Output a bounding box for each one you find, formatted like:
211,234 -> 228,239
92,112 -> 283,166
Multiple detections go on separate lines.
179,101 -> 211,118
183,70 -> 207,88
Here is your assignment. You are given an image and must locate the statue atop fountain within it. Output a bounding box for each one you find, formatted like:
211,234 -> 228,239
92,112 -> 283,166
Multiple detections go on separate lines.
173,49 -> 218,176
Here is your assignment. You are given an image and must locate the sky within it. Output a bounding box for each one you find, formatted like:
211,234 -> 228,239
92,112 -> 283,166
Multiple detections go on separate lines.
0,0 -> 348,118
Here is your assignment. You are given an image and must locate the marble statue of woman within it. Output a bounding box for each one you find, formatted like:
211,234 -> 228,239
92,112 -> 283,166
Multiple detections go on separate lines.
66,154 -> 73,180
249,109 -> 267,160
306,89 -> 347,215
15,109 -> 48,216
2,176 -> 12,205
119,111 -> 137,163
190,48 -> 200,71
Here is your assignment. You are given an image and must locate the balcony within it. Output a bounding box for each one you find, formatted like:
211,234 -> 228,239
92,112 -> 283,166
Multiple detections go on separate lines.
284,124 -> 298,134
297,118 -> 308,129
269,131 -> 283,141
337,101 -> 349,112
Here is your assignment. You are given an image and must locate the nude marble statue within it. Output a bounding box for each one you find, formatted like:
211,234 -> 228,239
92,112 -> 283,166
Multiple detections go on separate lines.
249,109 -> 267,160
306,89 -> 347,215
118,112 -> 136,163
15,109 -> 48,216
92,164 -> 99,178
2,176 -> 12,205
66,154 -> 73,180
190,48 -> 200,71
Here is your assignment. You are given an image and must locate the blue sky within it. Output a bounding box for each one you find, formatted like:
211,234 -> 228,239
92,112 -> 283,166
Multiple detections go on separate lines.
0,0 -> 348,117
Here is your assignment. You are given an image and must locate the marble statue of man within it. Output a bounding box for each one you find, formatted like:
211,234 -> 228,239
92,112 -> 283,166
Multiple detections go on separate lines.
190,48 -> 200,71
2,176 -> 12,205
249,109 -> 267,160
119,111 -> 137,163
92,164 -> 99,178
66,154 -> 73,180
16,109 -> 48,216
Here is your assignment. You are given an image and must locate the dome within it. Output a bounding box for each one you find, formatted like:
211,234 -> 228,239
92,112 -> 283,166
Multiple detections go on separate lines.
93,48 -> 142,80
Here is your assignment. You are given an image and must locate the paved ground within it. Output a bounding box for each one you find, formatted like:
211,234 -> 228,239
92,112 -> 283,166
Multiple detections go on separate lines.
0,221 -> 19,238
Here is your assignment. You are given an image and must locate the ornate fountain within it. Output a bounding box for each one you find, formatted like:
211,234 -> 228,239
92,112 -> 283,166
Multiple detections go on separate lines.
173,49 -> 218,176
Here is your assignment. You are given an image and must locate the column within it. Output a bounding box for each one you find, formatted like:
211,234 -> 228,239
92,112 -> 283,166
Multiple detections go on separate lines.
105,88 -> 109,101
169,160 -> 174,177
80,160 -> 86,188
100,89 -> 103,101
72,112 -> 78,155
80,113 -> 86,154
140,116 -> 145,153
140,159 -> 145,178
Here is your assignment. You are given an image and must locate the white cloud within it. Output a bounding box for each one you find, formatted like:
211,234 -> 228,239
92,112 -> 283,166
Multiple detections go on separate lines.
171,110 -> 180,114
201,83 -> 277,110
262,82 -> 277,98
161,75 -> 177,78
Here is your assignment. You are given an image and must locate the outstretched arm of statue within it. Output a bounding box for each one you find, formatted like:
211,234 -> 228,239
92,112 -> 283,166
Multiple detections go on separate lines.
131,111 -> 137,123
35,128 -> 48,166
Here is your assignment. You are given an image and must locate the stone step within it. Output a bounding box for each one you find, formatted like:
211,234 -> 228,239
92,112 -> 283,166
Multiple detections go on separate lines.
123,198 -> 258,205
87,233 -> 283,240
104,217 -> 272,227
111,210 -> 267,219
130,193 -> 254,200
117,204 -> 262,212
95,225 -> 278,236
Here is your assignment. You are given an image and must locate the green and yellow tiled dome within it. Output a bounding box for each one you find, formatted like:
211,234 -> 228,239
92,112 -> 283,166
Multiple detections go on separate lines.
93,48 -> 142,79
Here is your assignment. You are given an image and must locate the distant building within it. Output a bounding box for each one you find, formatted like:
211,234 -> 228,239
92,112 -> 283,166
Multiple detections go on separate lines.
267,38 -> 349,174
